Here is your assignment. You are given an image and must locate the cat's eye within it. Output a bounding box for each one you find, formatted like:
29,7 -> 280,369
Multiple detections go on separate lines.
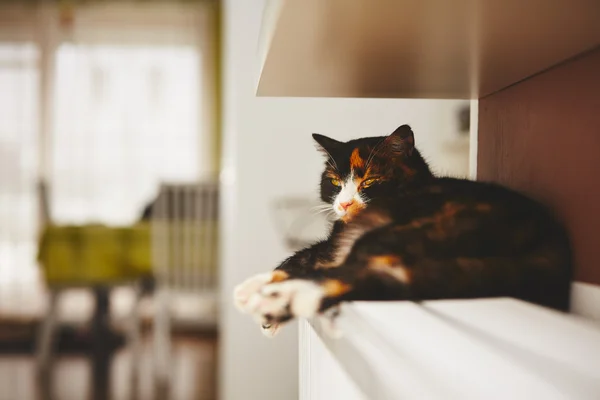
361,178 -> 378,188
330,178 -> 341,186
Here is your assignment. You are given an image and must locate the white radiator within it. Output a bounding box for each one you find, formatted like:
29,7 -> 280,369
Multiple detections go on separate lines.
300,298 -> 600,400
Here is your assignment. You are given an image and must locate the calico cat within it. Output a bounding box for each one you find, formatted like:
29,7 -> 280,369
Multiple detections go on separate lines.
234,125 -> 572,337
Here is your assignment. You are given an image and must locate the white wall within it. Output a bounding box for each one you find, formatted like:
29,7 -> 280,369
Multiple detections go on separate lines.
219,1 -> 469,399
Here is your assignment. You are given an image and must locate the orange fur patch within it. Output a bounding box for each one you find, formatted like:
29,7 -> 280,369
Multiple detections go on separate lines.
368,255 -> 401,268
368,255 -> 411,283
350,148 -> 365,170
270,270 -> 289,282
322,280 -> 352,297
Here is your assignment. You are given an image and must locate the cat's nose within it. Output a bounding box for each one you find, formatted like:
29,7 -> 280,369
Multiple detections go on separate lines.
340,200 -> 354,210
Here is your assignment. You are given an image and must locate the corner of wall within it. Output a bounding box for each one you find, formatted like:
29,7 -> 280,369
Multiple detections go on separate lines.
468,99 -> 478,180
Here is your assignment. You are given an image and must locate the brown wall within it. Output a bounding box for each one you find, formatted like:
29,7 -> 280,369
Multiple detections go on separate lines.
478,48 -> 600,285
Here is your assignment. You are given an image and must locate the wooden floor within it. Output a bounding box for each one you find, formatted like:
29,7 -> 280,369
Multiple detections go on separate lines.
0,334 -> 217,400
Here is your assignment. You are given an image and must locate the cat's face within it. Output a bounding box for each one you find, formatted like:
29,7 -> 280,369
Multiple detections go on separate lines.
313,125 -> 432,221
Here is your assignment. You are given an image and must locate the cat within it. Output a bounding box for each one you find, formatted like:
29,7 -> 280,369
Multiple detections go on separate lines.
234,125 -> 572,337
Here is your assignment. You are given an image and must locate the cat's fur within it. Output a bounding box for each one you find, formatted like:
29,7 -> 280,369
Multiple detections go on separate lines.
234,125 -> 572,337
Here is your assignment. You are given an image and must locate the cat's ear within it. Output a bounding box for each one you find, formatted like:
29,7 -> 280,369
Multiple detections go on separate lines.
312,134 -> 343,156
384,125 -> 415,156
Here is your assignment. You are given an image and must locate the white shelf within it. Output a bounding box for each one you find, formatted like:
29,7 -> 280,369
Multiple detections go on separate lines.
257,0 -> 600,99
303,298 -> 600,400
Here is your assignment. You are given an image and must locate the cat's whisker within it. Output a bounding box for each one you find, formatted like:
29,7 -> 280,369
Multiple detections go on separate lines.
326,159 -> 338,172
365,138 -> 386,171
312,208 -> 334,216
311,209 -> 328,215
310,204 -> 331,212
364,144 -> 378,170
314,143 -> 339,171
328,156 -> 338,170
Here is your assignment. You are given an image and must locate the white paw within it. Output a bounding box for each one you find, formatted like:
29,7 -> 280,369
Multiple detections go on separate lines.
318,305 -> 344,339
233,273 -> 273,313
246,280 -> 325,323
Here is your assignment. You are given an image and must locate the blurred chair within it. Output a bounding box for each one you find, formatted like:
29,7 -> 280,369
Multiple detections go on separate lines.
146,182 -> 219,392
35,180 -> 152,400
36,180 -> 219,397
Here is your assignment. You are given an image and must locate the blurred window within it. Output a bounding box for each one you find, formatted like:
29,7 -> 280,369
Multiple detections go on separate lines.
0,2 -> 216,316
51,44 -> 202,225
0,43 -> 41,313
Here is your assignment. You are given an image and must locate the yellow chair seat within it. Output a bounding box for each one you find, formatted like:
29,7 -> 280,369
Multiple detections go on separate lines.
38,221 -> 219,287
37,223 -> 153,286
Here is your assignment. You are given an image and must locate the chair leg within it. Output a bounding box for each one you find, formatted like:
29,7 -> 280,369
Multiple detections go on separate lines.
36,289 -> 59,399
154,288 -> 171,397
91,287 -> 111,400
128,282 -> 143,400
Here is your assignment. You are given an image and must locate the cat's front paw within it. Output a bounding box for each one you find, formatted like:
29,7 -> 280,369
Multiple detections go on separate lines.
246,280 -> 325,325
233,273 -> 273,313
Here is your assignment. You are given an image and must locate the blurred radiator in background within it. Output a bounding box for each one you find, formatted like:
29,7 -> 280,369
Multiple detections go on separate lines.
150,182 -> 219,327
125,181 -> 219,391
